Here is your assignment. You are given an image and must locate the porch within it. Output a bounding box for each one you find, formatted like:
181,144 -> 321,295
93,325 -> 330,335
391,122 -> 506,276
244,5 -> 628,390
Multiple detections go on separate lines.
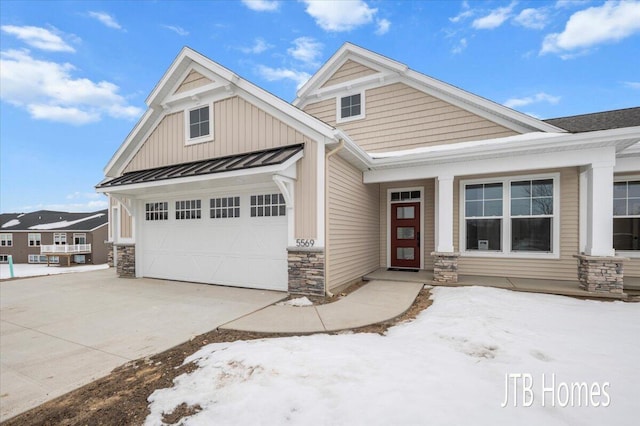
40,244 -> 93,267
363,268 -> 638,300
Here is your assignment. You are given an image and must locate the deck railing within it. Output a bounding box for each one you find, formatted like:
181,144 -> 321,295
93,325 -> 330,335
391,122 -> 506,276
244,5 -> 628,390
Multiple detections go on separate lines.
40,244 -> 92,254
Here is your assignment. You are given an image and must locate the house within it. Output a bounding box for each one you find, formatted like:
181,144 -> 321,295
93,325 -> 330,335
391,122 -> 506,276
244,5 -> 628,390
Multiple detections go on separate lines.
96,43 -> 639,295
0,210 -> 109,266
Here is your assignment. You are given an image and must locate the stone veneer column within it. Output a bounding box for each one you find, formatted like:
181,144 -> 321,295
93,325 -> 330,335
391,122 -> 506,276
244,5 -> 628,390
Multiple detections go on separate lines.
115,244 -> 136,278
287,247 -> 325,296
106,242 -> 114,267
431,252 -> 460,283
574,254 -> 626,293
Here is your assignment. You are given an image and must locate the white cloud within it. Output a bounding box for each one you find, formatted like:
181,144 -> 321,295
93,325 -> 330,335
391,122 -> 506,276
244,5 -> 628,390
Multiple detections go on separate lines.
541,1 -> 640,56
452,38 -> 468,54
287,37 -> 323,66
514,8 -> 549,29
163,25 -> 189,36
624,81 -> 640,89
256,65 -> 311,89
375,18 -> 391,35
0,49 -> 142,125
1,25 -> 75,52
88,11 -> 123,30
241,0 -> 280,12
302,0 -> 377,32
503,92 -> 561,109
450,1 -> 473,23
472,2 -> 516,30
240,38 -> 273,54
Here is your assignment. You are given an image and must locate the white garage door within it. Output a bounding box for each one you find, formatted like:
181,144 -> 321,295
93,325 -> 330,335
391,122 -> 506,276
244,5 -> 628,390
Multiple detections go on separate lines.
140,188 -> 288,291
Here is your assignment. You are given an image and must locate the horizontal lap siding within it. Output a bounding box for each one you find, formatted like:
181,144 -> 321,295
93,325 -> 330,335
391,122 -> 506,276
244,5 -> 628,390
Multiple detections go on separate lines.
327,155 -> 380,290
123,96 -> 317,239
379,180 -> 435,270
174,70 -> 212,94
322,60 -> 378,87
455,167 -> 580,280
625,259 -> 640,277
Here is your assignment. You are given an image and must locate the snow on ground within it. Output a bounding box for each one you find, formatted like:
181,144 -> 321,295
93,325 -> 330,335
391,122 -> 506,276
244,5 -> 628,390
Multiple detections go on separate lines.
276,297 -> 314,307
0,263 -> 109,279
146,286 -> 639,426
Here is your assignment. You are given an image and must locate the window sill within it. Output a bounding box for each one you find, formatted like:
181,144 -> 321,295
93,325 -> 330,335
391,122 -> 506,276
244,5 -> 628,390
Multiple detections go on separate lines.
615,251 -> 640,259
185,135 -> 213,146
460,250 -> 560,260
336,114 -> 365,124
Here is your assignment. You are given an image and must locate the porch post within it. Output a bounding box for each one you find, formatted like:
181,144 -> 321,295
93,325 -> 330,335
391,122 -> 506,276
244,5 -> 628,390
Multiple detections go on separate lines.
433,175 -> 459,283
575,161 -> 626,293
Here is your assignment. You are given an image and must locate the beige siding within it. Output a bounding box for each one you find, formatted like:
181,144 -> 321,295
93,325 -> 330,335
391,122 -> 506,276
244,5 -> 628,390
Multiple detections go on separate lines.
321,60 -> 378,88
327,155 -> 380,290
304,82 -> 517,152
625,259 -> 640,277
108,196 -> 133,240
123,96 -> 317,238
174,70 -> 212,94
454,167 -> 579,280
379,180 -> 435,270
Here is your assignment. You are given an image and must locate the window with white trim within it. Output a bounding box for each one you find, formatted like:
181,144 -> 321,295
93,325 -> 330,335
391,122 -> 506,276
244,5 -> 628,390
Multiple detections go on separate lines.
28,233 -> 41,246
175,200 -> 201,220
210,197 -> 240,219
0,233 -> 12,247
0,255 -> 8,263
613,180 -> 640,251
462,176 -> 557,255
337,92 -> 364,122
186,104 -> 213,144
250,194 -> 286,217
390,191 -> 421,202
73,233 -> 86,244
145,202 -> 169,221
28,254 -> 58,264
54,233 -> 67,245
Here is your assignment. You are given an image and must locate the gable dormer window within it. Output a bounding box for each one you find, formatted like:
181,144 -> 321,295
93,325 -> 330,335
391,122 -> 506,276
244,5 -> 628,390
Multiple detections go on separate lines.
336,92 -> 365,123
185,104 -> 214,145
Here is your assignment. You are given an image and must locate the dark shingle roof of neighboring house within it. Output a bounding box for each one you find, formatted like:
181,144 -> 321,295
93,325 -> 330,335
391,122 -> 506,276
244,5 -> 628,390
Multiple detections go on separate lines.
0,209 -> 108,231
543,107 -> 640,132
97,143 -> 304,189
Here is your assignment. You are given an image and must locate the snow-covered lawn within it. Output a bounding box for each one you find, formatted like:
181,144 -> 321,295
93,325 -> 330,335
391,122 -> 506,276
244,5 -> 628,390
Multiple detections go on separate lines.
0,263 -> 108,279
147,286 -> 639,426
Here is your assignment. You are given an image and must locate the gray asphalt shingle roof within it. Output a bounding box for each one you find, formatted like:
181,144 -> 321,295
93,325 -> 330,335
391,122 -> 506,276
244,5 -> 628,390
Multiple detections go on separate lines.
543,107 -> 640,132
0,209 -> 108,231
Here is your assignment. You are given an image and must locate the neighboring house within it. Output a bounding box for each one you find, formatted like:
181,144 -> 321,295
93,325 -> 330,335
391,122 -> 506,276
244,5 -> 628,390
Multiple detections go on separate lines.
0,210 -> 109,265
96,44 -> 639,295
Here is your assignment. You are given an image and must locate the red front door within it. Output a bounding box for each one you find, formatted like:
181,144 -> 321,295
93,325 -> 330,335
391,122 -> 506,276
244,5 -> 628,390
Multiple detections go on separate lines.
391,202 -> 420,269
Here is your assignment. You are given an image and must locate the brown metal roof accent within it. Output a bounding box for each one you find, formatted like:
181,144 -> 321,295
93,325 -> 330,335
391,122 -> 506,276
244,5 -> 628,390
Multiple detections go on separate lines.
97,144 -> 304,189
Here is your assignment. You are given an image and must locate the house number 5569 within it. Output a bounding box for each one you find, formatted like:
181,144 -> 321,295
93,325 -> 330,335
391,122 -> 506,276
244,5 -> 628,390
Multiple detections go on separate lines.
296,239 -> 315,247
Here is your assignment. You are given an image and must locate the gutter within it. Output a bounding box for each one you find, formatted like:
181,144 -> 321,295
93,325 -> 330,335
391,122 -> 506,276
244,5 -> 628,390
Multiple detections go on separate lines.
324,139 -> 345,297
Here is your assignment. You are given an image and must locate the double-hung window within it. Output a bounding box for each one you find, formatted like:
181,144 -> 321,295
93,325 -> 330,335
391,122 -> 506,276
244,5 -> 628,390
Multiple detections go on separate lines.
0,234 -> 12,247
462,175 -> 558,256
613,180 -> 640,252
28,233 -> 41,246
54,233 -> 67,245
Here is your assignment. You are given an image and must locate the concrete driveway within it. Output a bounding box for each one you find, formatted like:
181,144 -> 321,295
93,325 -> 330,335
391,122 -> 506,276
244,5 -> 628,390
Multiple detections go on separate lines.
0,268 -> 285,421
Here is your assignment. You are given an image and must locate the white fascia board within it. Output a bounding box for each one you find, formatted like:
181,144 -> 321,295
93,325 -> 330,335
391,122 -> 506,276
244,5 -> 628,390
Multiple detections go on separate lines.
614,156 -> 640,173
403,70 -> 566,134
333,129 -> 371,171
618,141 -> 640,156
97,151 -> 303,194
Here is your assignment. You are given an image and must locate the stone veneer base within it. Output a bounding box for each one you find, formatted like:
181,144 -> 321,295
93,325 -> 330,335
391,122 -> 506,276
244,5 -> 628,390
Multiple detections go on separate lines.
106,242 -> 114,267
431,252 -> 460,283
574,254 -> 627,293
288,247 -> 325,296
115,244 -> 136,278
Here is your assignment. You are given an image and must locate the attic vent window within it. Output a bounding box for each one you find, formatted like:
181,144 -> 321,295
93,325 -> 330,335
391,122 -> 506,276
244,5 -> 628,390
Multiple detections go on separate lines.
337,92 -> 365,123
185,104 -> 214,145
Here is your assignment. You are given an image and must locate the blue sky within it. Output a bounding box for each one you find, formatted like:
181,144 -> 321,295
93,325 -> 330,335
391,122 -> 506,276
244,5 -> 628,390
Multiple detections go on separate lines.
1,0 -> 639,213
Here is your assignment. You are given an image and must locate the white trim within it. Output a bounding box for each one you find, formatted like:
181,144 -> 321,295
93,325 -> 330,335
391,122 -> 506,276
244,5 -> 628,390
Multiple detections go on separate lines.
613,175 -> 640,257
273,175 -> 296,247
459,173 -> 561,260
184,103 -> 214,145
316,140 -> 326,248
386,186 -> 424,269
335,90 -> 365,124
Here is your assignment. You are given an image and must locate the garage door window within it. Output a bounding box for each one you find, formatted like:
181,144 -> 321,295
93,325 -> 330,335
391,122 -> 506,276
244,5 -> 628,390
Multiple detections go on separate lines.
175,200 -> 201,220
145,202 -> 169,221
210,197 -> 240,218
250,194 -> 286,217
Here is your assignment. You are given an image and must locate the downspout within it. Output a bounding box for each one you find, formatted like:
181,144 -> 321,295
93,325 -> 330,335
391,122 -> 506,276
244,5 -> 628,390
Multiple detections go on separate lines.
324,139 -> 345,297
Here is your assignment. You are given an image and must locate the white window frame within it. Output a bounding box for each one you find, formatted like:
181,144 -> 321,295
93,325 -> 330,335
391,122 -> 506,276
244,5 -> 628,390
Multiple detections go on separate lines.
250,193 -> 287,217
184,103 -> 214,145
145,202 -> 169,221
28,254 -> 57,264
28,233 -> 41,247
459,173 -> 560,259
0,233 -> 12,247
613,175 -> 640,258
73,233 -> 87,244
175,199 -> 202,220
0,254 -> 8,263
54,232 -> 67,245
336,91 -> 365,124
210,196 -> 241,219
386,186 -> 425,269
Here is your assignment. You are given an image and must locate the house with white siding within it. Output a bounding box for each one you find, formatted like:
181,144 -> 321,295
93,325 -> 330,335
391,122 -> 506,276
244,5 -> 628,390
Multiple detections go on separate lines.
96,43 -> 640,295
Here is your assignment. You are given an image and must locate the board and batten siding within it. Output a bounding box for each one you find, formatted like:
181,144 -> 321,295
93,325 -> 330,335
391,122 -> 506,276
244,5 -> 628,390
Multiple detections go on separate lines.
454,167 -> 580,280
174,70 -> 212,94
327,154 -> 380,290
109,197 -> 133,240
123,96 -> 318,239
304,82 -> 517,152
379,180 -> 435,271
321,60 -> 378,88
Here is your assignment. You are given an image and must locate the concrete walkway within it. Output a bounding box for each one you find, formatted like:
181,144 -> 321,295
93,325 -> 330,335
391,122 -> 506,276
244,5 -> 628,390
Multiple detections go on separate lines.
221,280 -> 424,333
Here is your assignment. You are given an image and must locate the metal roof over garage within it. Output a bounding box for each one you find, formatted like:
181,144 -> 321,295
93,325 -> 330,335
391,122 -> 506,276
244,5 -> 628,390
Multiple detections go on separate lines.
97,144 -> 303,189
